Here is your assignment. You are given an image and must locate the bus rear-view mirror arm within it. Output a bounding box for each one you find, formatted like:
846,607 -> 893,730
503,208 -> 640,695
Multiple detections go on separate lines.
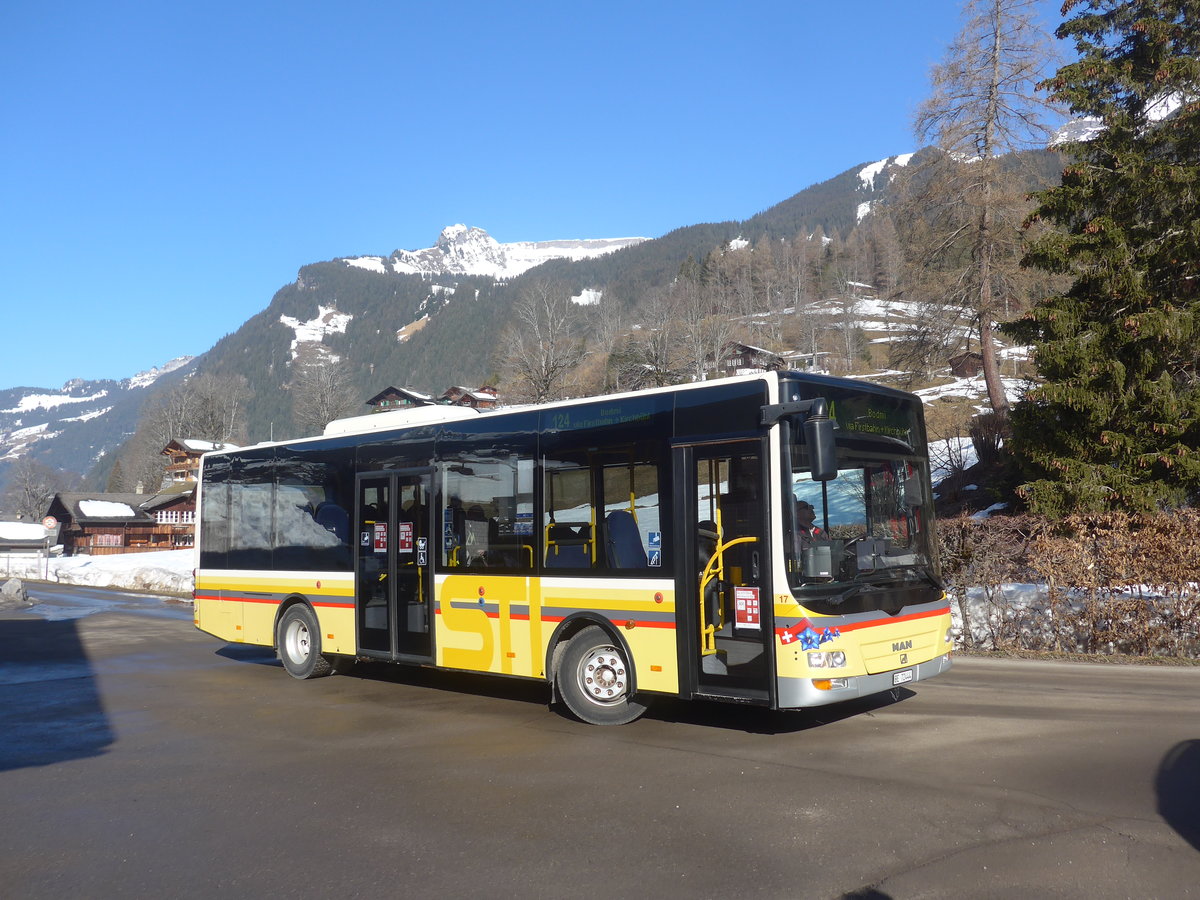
760,397 -> 838,482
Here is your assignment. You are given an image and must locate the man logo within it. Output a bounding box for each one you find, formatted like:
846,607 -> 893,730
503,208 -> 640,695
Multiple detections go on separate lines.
892,639 -> 913,653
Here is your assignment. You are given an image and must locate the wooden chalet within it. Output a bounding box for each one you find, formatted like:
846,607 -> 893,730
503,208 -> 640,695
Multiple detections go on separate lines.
142,483 -> 198,550
46,482 -> 199,556
720,342 -> 784,376
46,493 -> 157,556
161,439 -> 235,484
949,351 -> 984,378
365,386 -> 435,413
439,385 -> 499,409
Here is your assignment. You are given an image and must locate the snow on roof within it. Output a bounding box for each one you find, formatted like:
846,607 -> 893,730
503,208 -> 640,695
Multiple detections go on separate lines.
0,522 -> 48,540
79,499 -> 137,518
178,439 -> 235,452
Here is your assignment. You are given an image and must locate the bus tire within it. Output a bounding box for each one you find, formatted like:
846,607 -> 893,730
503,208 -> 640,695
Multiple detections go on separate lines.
556,626 -> 647,725
277,604 -> 333,680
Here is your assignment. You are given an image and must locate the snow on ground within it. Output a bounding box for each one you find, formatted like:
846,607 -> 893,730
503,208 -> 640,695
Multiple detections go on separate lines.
62,406 -> 113,423
929,436 -> 978,485
1,390 -> 108,414
279,305 -> 353,361
127,356 -> 193,389
571,288 -> 602,306
1,549 -> 193,595
915,373 -> 1028,409
343,255 -> 389,274
949,583 -> 1045,648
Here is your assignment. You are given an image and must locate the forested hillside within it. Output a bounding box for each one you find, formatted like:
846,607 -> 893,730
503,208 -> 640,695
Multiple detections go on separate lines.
0,144 -> 1066,506
78,146 -> 1064,496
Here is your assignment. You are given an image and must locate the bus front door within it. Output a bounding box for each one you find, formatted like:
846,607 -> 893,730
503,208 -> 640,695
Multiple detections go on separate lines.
679,441 -> 772,703
355,470 -> 434,661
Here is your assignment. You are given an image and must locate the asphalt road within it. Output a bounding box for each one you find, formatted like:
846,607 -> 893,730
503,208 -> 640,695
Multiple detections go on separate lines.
2,583 -> 1199,899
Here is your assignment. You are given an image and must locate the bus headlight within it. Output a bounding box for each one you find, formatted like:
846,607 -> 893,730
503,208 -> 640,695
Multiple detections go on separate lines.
808,651 -> 847,669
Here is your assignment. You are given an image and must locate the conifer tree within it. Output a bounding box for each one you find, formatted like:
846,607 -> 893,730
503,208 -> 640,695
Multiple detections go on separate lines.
1005,0 -> 1200,513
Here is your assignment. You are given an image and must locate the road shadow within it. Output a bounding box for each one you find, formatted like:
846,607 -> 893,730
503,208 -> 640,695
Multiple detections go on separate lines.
343,659 -> 552,708
1157,739 -> 1200,851
215,644 -> 280,666
221,647 -> 914,733
646,687 -> 915,734
0,616 -> 113,772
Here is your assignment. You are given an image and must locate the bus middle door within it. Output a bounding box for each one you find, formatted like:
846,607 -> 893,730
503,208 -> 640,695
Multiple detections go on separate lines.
355,469 -> 434,662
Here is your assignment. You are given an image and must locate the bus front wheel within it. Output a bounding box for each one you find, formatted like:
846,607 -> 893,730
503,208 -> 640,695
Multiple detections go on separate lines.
277,605 -> 333,679
557,626 -> 647,725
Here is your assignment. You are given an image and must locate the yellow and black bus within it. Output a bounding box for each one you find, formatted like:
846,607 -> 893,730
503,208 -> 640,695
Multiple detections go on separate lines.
194,371 -> 951,724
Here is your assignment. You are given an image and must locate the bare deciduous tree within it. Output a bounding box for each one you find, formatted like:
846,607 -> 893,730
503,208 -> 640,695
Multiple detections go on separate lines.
912,0 -> 1058,417
608,285 -> 682,391
674,258 -> 741,382
108,371 -> 255,494
496,280 -> 585,403
291,353 -> 357,435
144,372 -> 253,447
2,457 -> 75,519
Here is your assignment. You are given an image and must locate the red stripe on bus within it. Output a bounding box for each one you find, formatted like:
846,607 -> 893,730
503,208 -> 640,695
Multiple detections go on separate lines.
776,605 -> 948,638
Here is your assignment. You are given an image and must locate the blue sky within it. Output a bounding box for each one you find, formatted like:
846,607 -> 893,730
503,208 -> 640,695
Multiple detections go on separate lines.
1,0 -> 1066,390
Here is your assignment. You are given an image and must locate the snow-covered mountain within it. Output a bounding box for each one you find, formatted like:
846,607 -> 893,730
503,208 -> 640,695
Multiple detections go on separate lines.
854,153 -> 915,223
0,356 -> 194,482
341,225 -> 647,280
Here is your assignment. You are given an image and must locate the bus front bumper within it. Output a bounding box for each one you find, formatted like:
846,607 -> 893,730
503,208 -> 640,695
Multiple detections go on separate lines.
776,652 -> 952,709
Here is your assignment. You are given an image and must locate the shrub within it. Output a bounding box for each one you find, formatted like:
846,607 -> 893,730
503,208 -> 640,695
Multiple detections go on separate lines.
936,512 -> 1200,658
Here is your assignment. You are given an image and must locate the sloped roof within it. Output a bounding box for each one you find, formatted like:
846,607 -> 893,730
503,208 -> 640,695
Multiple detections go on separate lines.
162,438 -> 239,455
365,386 -> 435,406
141,483 -> 195,510
0,521 -> 51,549
50,492 -> 155,524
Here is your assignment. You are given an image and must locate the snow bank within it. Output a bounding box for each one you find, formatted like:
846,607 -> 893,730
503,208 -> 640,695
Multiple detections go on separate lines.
0,549 -> 193,595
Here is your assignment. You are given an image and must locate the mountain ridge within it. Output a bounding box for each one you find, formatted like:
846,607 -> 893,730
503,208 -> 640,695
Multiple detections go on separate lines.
1,148 -> 1037,505
341,224 -> 648,280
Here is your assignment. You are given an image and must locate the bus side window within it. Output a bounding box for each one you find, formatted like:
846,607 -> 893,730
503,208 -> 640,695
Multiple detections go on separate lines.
543,464 -> 595,568
600,460 -> 663,571
439,454 -> 534,572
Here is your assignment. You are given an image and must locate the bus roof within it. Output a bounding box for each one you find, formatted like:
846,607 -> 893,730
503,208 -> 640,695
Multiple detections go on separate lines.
201,370 -> 922,459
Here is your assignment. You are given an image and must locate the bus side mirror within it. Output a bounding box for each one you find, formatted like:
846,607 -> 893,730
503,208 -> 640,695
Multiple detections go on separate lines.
805,415 -> 837,482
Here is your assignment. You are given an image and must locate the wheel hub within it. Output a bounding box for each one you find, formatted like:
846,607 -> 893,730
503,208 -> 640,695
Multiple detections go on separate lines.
581,648 -> 627,703
287,621 -> 311,660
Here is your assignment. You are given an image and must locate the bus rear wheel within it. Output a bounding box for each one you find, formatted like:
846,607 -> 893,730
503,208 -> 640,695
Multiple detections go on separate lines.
277,605 -> 333,679
557,626 -> 647,725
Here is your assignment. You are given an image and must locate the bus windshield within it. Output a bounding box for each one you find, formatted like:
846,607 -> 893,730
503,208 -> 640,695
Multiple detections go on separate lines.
781,391 -> 940,615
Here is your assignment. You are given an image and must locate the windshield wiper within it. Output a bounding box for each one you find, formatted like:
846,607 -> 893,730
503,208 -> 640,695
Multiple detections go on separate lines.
798,566 -> 942,607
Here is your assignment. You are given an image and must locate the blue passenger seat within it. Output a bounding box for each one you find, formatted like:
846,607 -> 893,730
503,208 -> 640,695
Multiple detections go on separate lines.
604,510 -> 648,569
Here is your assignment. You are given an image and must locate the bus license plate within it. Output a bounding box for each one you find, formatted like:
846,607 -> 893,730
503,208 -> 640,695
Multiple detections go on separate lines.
893,669 -> 914,686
